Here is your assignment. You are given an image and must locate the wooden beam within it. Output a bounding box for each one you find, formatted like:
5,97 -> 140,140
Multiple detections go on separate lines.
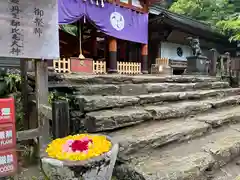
17,128 -> 41,141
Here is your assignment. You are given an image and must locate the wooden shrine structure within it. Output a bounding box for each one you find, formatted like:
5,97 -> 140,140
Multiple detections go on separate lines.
54,0 -> 152,75
148,6 -> 237,74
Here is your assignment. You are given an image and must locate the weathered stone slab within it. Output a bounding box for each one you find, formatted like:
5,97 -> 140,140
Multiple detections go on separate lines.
113,127 -> 240,180
139,88 -> 240,104
211,81 -> 230,89
144,101 -> 212,120
119,84 -> 148,96
111,120 -> 210,156
137,152 -> 214,180
180,88 -> 240,100
209,156 -> 240,180
196,106 -> 240,127
75,95 -> 140,112
203,95 -> 240,108
110,106 -> 240,159
75,88 -> 240,112
83,96 -> 240,132
138,92 -> 180,104
146,82 -> 229,94
203,134 -> 240,167
113,152 -> 214,180
73,81 -> 230,96
145,83 -> 194,93
64,74 -> 219,85
74,84 -> 120,96
84,107 -> 152,132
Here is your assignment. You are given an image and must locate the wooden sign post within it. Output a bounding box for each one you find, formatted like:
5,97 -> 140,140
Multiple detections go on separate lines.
0,98 -> 17,177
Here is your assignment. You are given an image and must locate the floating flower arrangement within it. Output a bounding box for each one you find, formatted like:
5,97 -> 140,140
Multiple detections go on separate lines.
46,134 -> 112,161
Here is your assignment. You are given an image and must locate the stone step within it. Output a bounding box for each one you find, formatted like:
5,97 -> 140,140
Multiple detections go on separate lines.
76,88 -> 240,112
113,124 -> 240,180
73,81 -> 229,96
65,74 -> 220,85
84,95 -> 240,132
109,106 -> 240,158
208,157 -> 240,180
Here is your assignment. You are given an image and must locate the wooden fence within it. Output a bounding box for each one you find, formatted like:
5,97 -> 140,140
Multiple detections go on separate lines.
52,58 -> 142,75
92,60 -> 106,74
53,58 -> 71,73
117,62 -> 141,74
156,58 -> 169,66
151,58 -> 171,74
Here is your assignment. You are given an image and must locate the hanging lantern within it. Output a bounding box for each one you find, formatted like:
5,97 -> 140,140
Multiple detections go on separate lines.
82,0 -> 105,7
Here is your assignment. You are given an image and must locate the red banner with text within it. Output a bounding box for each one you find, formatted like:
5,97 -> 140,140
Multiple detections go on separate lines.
0,98 -> 17,177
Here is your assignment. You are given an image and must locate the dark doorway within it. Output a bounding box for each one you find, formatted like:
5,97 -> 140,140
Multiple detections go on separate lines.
173,69 -> 185,75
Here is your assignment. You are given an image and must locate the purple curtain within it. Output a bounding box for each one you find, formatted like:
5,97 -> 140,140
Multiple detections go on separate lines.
58,0 -> 148,44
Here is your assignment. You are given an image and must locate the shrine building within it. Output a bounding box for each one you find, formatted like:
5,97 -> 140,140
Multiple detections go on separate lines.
148,6 -> 237,74
54,0 -> 151,75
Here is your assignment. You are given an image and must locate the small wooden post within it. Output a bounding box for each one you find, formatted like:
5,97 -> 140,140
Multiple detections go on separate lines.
225,52 -> 231,76
52,100 -> 70,139
141,44 -> 148,74
20,59 -> 29,130
35,59 -> 49,152
209,49 -> 217,76
108,37 -> 117,73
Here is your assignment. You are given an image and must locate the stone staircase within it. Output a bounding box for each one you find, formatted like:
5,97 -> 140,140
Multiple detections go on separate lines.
65,74 -> 240,180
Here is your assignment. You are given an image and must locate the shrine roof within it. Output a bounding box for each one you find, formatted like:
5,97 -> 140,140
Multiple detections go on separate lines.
148,5 -> 230,43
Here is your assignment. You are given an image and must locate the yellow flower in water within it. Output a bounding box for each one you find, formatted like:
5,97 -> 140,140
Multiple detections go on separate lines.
46,134 -> 112,161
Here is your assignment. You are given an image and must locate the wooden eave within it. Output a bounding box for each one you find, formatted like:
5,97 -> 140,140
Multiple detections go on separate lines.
149,7 -> 236,47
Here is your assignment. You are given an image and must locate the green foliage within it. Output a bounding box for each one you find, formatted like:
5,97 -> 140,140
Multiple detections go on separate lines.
14,93 -> 24,131
48,91 -> 72,104
0,72 -> 23,131
2,72 -> 21,94
216,13 -> 240,41
169,0 -> 239,40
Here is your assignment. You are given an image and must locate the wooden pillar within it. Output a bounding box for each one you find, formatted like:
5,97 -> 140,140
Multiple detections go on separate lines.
141,44 -> 148,74
225,52 -> 231,75
120,41 -> 126,61
108,37 -> 117,73
20,59 -> 29,130
91,30 -> 97,60
35,60 -> 50,152
209,49 -> 217,76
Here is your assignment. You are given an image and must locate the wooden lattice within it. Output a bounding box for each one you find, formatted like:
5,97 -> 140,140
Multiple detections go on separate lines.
156,58 -> 169,66
117,62 -> 141,74
151,58 -> 172,74
93,60 -> 106,74
53,58 -> 71,73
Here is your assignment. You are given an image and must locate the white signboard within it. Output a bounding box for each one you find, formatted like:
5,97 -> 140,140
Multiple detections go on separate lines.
0,0 -> 59,59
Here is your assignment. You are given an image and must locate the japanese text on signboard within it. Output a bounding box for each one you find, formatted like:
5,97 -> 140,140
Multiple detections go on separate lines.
33,8 -> 44,37
9,0 -> 23,56
0,0 -> 59,59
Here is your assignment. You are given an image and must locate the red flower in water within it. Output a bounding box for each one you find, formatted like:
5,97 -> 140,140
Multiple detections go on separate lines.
71,138 -> 93,152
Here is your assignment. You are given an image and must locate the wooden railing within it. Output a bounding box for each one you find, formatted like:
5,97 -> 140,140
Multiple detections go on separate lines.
53,58 -> 71,73
52,59 -> 142,75
117,61 -> 141,74
156,58 -> 169,66
92,60 -> 106,74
